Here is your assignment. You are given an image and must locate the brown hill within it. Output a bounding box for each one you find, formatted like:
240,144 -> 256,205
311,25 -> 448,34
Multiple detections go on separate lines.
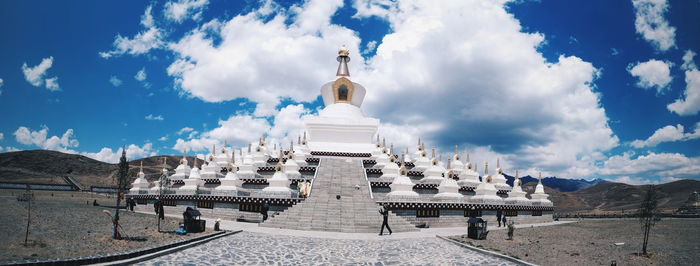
0,150 -> 201,189
547,179 -> 700,214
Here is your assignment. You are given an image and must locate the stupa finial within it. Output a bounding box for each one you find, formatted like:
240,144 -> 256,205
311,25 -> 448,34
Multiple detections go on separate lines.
447,158 -> 452,169
139,160 -> 143,173
484,162 -> 489,175
336,45 -> 350,77
431,147 -> 436,159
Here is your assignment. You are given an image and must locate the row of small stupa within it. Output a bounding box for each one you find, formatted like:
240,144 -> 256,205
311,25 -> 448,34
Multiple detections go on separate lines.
129,135 -> 313,197
371,137 -> 551,206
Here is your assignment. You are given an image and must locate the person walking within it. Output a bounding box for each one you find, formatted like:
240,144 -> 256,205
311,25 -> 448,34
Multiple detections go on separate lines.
261,203 -> 269,222
379,205 -> 392,235
502,216 -> 507,228
507,220 -> 515,240
496,208 -> 503,227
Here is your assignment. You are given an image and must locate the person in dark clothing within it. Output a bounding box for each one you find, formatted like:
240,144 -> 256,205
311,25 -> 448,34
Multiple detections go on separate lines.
130,198 -> 135,211
154,200 -> 165,220
496,209 -> 503,227
379,205 -> 392,235
261,203 -> 269,222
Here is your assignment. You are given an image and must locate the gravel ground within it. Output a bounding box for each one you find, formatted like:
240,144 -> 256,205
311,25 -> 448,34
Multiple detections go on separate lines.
449,218 -> 700,265
0,189 -> 209,262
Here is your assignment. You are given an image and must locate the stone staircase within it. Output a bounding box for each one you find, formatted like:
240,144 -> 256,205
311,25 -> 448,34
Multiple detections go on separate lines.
261,158 -> 418,233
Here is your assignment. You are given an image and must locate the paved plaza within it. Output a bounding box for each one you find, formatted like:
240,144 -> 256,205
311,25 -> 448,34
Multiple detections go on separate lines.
138,231 -> 518,265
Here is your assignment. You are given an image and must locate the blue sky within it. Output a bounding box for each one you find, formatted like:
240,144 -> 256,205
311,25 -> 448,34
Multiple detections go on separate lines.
0,0 -> 698,184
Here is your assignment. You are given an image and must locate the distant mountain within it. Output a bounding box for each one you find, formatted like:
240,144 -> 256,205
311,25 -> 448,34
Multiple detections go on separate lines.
529,179 -> 700,213
504,173 -> 608,192
0,150 -> 201,189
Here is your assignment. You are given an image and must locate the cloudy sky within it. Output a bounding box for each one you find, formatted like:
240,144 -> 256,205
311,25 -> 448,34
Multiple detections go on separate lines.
0,0 -> 698,184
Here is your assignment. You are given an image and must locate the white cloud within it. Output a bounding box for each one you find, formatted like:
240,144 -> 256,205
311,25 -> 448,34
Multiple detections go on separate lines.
145,114 -> 164,121
82,143 -> 156,163
13,126 -> 79,153
362,40 -> 378,55
177,127 -> 194,135
154,0 -> 621,179
667,69 -> 700,116
599,152 -> 700,181
630,123 -> 700,148
0,132 -> 4,141
44,77 -> 60,91
158,135 -> 169,141
22,56 -> 59,91
109,76 -> 123,87
0,78 -> 4,96
631,0 -> 676,52
627,59 -> 672,94
100,6 -> 165,58
611,48 -> 620,56
164,0 -> 209,23
135,68 -> 147,81
681,50 -> 697,71
166,0 -> 354,116
1,146 -> 21,152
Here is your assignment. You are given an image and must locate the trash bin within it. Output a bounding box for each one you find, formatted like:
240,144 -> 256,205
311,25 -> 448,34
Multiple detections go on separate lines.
467,217 -> 488,240
183,207 -> 206,233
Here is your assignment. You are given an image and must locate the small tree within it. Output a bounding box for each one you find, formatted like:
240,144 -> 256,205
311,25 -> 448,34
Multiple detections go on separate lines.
157,157 -> 171,232
639,185 -> 659,256
114,147 -> 129,239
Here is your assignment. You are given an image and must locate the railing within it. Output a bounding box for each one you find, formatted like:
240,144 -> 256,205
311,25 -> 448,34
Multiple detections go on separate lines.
360,159 -> 374,199
307,158 -> 321,198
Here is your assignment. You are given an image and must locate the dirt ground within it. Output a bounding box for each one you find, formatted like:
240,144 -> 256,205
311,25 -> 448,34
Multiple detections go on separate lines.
450,218 -> 700,265
0,189 -> 210,262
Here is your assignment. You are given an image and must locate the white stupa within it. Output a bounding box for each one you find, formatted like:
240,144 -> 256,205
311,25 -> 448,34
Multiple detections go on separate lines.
412,144 -> 431,172
421,148 -> 446,182
304,45 -> 380,153
457,154 -> 481,188
252,138 -> 269,168
283,146 -> 302,179
434,169 -> 463,200
129,161 -> 150,194
292,137 -> 308,166
214,153 -> 243,195
237,143 -> 256,179
403,148 -> 412,163
505,170 -> 530,205
380,152 -> 401,180
370,135 -> 382,160
450,145 -> 464,175
374,139 -> 390,168
490,158 -> 511,191
262,162 -> 293,197
149,158 -> 170,194
179,157 -> 203,194
530,172 -> 553,206
214,144 -> 231,168
470,162 -> 504,204
170,151 -> 191,180
201,146 -> 224,179
386,161 -> 419,200
412,138 -> 423,162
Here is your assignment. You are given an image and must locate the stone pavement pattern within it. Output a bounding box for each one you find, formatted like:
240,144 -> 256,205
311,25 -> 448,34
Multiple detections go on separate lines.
138,231 -> 517,265
261,158 -> 417,233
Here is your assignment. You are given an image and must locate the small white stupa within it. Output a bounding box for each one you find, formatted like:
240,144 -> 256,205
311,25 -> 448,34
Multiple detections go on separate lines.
237,143 -> 256,179
283,145 -> 302,179
412,138 -> 423,162
262,162 -> 293,197
252,138 -> 269,168
491,158 -> 511,191
434,168 -> 463,200
170,151 -> 191,180
374,138 -> 390,168
404,147 -> 412,163
386,159 -> 419,200
129,161 -> 150,194
380,151 -> 401,180
421,148 -> 445,182
450,145 -> 464,175
179,156 -> 203,194
298,132 -> 311,156
505,170 -> 530,205
412,144 -> 431,171
200,145 -> 224,179
457,154 -> 480,188
293,137 -> 308,166
214,143 -> 231,168
150,158 -> 169,194
215,152 -> 243,195
470,162 -> 504,204
530,172 -> 553,206
370,135 -> 383,160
